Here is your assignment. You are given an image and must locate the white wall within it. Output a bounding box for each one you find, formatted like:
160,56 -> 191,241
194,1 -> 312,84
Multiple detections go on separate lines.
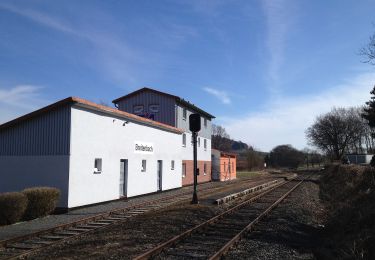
0,156 -> 70,207
68,106 -> 182,208
181,132 -> 211,161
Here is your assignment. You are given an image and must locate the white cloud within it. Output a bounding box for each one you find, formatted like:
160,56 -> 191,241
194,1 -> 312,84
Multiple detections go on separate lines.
0,85 -> 46,123
203,87 -> 231,104
262,0 -> 294,94
220,72 -> 375,152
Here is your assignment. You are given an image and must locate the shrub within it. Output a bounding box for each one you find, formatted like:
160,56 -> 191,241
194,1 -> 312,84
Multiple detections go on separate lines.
22,187 -> 60,220
0,192 -> 28,225
370,155 -> 375,167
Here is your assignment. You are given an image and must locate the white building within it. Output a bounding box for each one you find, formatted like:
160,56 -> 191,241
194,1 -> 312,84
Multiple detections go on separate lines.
112,87 -> 215,186
0,97 -> 183,209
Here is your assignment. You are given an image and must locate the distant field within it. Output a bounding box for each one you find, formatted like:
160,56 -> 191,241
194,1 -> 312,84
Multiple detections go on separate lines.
236,171 -> 263,179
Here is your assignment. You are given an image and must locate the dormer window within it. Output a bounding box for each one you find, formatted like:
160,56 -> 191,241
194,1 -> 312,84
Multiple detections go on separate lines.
149,104 -> 159,113
133,105 -> 144,114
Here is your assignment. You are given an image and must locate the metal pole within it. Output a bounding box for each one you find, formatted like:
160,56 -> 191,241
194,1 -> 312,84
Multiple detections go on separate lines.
192,131 -> 198,204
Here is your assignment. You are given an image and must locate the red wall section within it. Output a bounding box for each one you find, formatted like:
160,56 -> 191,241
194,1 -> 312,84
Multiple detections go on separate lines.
182,160 -> 211,186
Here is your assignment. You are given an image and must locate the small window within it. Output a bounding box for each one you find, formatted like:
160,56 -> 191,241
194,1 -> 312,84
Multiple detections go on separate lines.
149,104 -> 159,113
141,159 -> 147,172
133,105 -> 144,114
204,139 -> 207,150
198,137 -> 200,147
94,158 -> 102,173
204,118 -> 207,127
171,160 -> 175,170
182,134 -> 186,147
228,161 -> 231,173
182,163 -> 186,178
224,161 -> 226,172
183,108 -> 187,120
204,163 -> 207,175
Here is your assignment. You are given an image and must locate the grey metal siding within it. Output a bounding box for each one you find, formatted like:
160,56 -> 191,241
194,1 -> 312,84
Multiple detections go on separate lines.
176,104 -> 212,139
116,91 -> 176,126
0,105 -> 71,155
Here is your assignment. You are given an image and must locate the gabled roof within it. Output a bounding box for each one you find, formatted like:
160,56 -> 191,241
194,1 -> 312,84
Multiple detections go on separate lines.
112,87 -> 215,119
0,97 -> 183,134
212,149 -> 237,158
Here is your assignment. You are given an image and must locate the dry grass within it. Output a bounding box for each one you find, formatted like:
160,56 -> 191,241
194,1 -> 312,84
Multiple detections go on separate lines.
319,164 -> 375,259
236,171 -> 263,179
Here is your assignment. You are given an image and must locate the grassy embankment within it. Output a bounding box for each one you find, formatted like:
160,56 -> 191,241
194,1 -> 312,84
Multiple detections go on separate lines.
319,164 -> 375,259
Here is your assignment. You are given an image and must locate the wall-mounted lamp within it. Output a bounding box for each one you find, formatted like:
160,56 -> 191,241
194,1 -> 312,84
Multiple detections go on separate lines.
123,121 -> 129,126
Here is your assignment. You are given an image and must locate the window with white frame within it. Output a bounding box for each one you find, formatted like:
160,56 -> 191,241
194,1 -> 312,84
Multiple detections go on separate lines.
198,137 -> 200,147
94,158 -> 102,173
141,160 -> 147,172
171,160 -> 175,170
182,163 -> 186,178
182,134 -> 186,147
183,108 -> 187,120
204,139 -> 207,150
204,118 -> 207,127
204,163 -> 207,175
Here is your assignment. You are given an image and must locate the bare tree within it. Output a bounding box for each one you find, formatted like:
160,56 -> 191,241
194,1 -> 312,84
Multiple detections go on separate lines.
360,31 -> 375,65
306,107 -> 364,160
211,124 -> 232,152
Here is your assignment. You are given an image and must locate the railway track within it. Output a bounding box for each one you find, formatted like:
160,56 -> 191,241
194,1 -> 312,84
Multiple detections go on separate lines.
0,175 -> 283,260
134,174 -> 310,260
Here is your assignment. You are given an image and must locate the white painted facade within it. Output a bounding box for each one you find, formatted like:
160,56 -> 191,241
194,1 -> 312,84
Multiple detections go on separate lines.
0,99 -> 183,209
181,132 -> 211,161
68,106 -> 182,208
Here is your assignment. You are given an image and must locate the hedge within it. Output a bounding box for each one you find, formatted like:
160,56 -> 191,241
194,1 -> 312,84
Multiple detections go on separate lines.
22,187 -> 60,220
0,192 -> 28,225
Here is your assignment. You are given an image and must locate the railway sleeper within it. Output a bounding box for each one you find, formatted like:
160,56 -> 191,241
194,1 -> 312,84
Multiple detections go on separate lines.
189,234 -> 230,242
6,243 -> 39,250
24,240 -> 54,245
95,219 -> 116,223
181,240 -> 222,247
163,249 -> 207,259
107,216 -> 128,220
205,225 -> 243,234
198,230 -> 235,239
213,223 -> 246,231
54,231 -> 81,236
39,235 -> 65,240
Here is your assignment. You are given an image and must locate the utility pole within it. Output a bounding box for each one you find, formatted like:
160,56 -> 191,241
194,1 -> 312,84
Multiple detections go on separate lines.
189,113 -> 201,204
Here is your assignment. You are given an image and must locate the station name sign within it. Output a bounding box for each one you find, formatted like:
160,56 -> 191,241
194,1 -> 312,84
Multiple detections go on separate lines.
134,141 -> 154,154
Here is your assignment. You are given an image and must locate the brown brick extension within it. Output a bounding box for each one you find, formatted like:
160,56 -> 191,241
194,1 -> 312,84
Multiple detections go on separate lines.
182,160 -> 211,186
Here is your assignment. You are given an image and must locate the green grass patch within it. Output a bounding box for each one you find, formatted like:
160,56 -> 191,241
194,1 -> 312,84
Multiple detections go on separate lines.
237,171 -> 263,179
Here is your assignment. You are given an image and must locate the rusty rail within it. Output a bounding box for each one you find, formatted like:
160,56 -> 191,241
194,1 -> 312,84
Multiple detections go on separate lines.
208,175 -> 308,259
133,176 -> 298,260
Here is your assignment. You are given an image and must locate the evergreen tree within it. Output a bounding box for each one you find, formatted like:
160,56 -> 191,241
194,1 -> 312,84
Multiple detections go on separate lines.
362,85 -> 375,129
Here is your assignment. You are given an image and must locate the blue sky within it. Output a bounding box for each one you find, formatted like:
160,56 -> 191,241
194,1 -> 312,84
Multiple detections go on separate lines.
1,0 -> 375,151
